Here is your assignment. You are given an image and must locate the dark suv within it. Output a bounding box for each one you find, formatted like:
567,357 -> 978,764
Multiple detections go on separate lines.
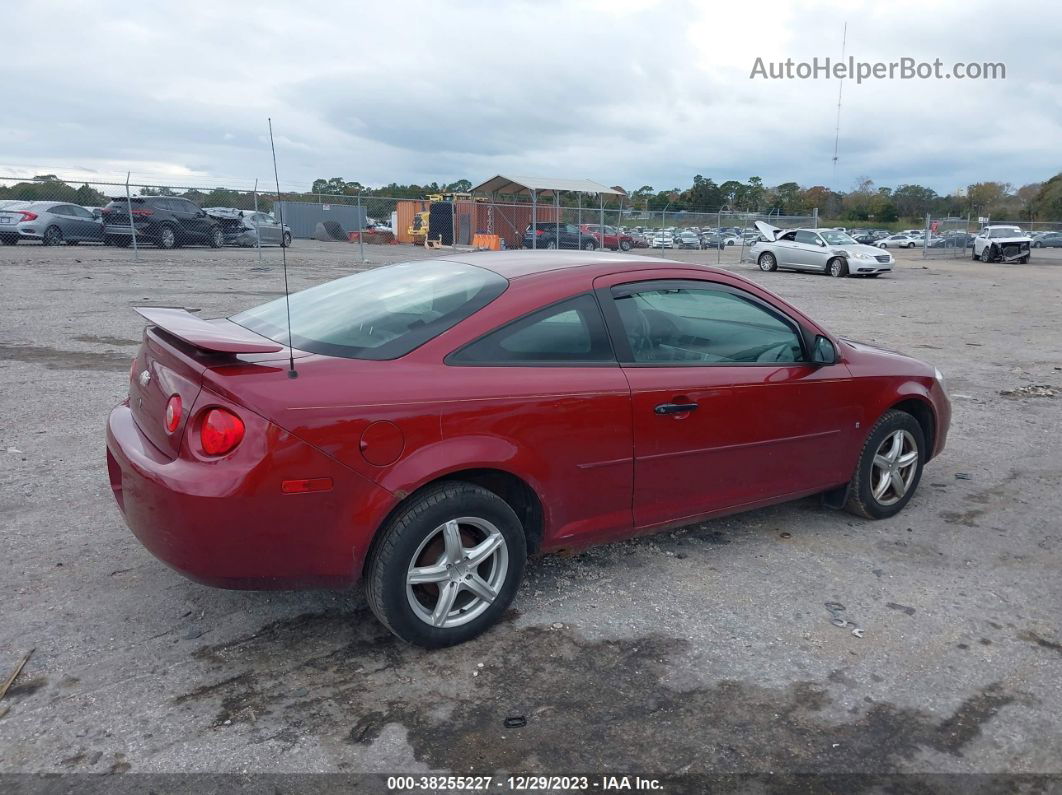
101,196 -> 224,249
522,222 -> 598,250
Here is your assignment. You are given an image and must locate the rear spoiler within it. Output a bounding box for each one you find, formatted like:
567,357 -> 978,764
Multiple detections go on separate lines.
133,306 -> 284,354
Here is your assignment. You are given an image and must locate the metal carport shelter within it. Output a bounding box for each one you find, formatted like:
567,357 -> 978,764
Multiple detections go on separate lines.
469,175 -> 626,250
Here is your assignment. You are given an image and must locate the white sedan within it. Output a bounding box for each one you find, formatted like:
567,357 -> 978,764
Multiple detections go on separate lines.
877,234 -> 919,249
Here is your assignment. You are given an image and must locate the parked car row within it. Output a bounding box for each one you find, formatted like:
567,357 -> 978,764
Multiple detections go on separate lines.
0,198 -> 291,248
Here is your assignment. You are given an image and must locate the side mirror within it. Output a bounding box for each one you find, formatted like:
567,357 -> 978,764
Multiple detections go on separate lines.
196,210 -> 206,218
819,240 -> 827,247
811,335 -> 837,365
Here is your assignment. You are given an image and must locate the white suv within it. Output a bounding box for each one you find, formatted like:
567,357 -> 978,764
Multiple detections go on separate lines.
973,226 -> 1032,263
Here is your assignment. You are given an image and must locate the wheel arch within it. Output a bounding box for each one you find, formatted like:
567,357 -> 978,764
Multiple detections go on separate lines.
887,395 -> 936,459
362,466 -> 546,578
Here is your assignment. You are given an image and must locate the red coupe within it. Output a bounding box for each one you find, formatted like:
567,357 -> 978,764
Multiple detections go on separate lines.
106,253 -> 950,647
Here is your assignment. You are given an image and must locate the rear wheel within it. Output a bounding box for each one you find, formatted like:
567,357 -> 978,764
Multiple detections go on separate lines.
545,240 -> 557,250
365,482 -> 526,648
43,225 -> 64,246
582,239 -> 597,251
757,251 -> 777,272
620,240 -> 631,251
845,410 -> 925,519
156,225 -> 177,249
828,257 -> 848,278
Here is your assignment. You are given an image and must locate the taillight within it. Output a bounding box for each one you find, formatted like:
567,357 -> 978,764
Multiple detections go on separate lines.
535,229 -> 543,235
131,208 -> 154,217
200,408 -> 244,455
18,211 -> 38,222
164,395 -> 182,434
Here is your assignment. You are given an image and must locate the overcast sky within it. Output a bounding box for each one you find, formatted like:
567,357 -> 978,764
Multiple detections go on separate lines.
2,0 -> 1059,195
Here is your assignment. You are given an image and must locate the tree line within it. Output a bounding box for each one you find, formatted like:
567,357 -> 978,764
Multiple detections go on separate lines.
5,172 -> 1062,222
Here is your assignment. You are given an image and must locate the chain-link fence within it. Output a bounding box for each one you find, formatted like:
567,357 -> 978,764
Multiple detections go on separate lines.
919,215 -> 973,258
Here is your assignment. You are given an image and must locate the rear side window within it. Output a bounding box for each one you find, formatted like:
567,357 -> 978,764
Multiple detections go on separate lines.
232,260 -> 508,360
449,294 -> 614,365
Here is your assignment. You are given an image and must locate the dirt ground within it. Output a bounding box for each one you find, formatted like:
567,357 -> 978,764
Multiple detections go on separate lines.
1,239 -> 1061,786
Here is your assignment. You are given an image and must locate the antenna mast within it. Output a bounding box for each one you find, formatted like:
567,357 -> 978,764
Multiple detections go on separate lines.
268,118 -> 297,379
832,21 -> 847,187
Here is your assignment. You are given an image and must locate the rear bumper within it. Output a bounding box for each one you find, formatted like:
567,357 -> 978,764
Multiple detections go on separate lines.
0,223 -> 42,239
106,401 -> 396,589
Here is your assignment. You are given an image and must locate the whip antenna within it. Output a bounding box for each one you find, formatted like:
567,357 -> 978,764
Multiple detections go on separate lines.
268,117 -> 297,378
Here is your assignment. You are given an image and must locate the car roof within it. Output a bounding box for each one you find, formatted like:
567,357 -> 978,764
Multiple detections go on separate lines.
435,251 -> 727,280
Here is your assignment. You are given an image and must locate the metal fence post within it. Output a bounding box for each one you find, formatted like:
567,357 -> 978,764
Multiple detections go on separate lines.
813,207 -> 819,229
253,178 -> 262,268
531,190 -> 537,250
125,172 -> 138,261
357,193 -> 366,263
599,194 -> 604,252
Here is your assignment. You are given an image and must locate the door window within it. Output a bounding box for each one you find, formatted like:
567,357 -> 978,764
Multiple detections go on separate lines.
795,230 -> 821,246
611,283 -> 805,364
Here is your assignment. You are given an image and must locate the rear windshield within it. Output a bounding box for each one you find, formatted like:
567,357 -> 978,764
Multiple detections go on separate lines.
231,260 -> 508,360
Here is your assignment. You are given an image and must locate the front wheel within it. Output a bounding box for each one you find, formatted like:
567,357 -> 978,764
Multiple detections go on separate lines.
620,240 -> 631,251
845,410 -> 925,519
365,482 -> 526,648
545,240 -> 557,250
828,257 -> 848,277
582,240 -> 597,251
282,231 -> 292,247
208,227 -> 224,248
757,251 -> 777,272
981,245 -> 994,263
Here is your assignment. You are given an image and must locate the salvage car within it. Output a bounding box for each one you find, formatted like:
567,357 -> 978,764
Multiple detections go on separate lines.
522,222 -> 598,250
876,233 -> 919,249
101,196 -> 224,249
203,208 -> 293,247
0,200 -> 104,245
106,253 -> 950,648
751,223 -> 894,277
973,225 -> 1032,263
580,224 -> 634,251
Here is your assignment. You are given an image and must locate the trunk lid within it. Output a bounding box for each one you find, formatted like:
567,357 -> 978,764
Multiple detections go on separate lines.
128,308 -> 289,459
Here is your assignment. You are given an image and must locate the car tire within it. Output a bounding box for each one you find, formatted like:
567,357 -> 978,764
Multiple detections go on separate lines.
583,240 -> 596,251
620,240 -> 631,251
877,243 -> 886,249
545,240 -> 557,250
1019,255 -> 1029,264
757,252 -> 778,272
981,245 -> 994,263
364,481 -> 527,648
828,257 -> 848,278
844,409 -> 925,520
43,225 -> 64,246
156,225 -> 177,250
209,227 -> 224,248
282,232 -> 292,247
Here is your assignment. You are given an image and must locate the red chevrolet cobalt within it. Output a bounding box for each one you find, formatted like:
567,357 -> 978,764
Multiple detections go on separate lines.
106,253 -> 950,647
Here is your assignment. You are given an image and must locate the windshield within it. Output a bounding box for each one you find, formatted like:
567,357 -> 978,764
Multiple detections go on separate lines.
989,227 -> 1022,238
231,260 -> 508,360
820,231 -> 857,245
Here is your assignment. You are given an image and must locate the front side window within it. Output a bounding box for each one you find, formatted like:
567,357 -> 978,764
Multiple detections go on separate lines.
232,260 -> 508,360
449,294 -> 614,365
611,283 -> 805,364
795,230 -> 821,246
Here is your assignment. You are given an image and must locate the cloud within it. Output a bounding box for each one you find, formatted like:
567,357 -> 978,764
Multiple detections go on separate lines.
1,0 -> 1059,194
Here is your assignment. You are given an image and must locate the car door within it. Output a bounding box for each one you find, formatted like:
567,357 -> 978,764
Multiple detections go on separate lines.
793,230 -> 828,270
173,199 -> 208,242
773,231 -> 801,266
67,204 -> 103,241
445,293 -> 634,544
596,272 -> 858,530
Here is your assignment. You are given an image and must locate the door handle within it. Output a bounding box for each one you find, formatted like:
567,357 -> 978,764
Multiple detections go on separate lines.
654,402 -> 698,415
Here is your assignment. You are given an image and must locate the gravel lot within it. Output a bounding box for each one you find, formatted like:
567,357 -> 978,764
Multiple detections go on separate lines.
1,239 -> 1061,783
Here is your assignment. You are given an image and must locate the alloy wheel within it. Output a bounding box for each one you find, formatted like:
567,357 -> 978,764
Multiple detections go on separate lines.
870,429 -> 919,506
405,517 -> 509,629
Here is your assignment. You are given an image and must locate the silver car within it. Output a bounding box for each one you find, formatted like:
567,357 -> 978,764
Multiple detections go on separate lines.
750,222 -> 894,278
202,208 -> 292,247
0,200 -> 104,246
